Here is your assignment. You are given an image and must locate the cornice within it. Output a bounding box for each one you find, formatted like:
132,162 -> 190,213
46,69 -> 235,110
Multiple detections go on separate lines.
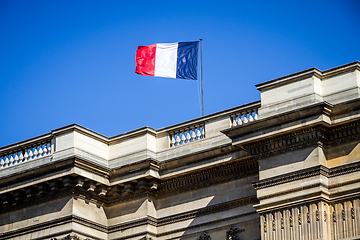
243,119 -> 360,160
0,158 -> 259,212
255,61 -> 360,91
158,158 -> 258,195
253,165 -> 328,190
0,215 -> 74,239
0,215 -> 105,240
257,183 -> 328,200
253,161 -> 360,190
245,125 -> 327,160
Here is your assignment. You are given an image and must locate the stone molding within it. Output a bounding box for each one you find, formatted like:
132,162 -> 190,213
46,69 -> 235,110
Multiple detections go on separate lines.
158,158 -> 258,195
108,196 -> 258,232
253,161 -> 360,190
226,226 -> 244,240
245,125 -> 327,160
258,178 -> 360,201
245,119 -> 360,160
197,232 -> 211,240
50,233 -> 93,240
257,183 -> 327,200
0,197 -> 258,239
0,158 -> 258,212
112,211 -> 258,240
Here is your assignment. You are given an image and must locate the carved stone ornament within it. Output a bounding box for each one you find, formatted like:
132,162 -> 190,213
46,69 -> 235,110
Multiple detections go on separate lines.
139,237 -> 152,240
50,233 -> 85,240
226,227 -> 240,240
197,232 -> 211,240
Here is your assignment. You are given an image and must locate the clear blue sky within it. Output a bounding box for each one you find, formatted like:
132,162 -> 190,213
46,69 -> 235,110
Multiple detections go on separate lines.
0,0 -> 359,147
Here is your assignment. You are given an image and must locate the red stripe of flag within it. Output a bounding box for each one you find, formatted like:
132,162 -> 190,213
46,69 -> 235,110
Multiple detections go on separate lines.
135,44 -> 157,76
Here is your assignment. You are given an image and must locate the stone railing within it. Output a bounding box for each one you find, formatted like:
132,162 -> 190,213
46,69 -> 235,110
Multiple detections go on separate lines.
167,101 -> 261,148
169,123 -> 205,147
0,135 -> 53,169
230,108 -> 259,127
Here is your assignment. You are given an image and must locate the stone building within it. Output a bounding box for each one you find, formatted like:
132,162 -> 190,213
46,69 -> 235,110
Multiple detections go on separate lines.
1,61 -> 360,240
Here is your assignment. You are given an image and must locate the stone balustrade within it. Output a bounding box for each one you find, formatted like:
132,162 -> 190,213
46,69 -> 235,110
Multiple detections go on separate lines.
167,101 -> 261,148
169,123 -> 205,147
0,136 -> 52,169
230,108 -> 259,127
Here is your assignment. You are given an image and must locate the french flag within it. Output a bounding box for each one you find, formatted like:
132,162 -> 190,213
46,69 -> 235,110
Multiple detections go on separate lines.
135,41 -> 199,80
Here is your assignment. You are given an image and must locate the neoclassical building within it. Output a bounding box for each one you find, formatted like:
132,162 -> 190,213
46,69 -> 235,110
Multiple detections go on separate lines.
1,61 -> 360,240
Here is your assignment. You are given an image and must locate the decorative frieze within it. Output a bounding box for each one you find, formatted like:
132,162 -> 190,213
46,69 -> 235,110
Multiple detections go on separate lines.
245,120 -> 360,160
159,158 -> 258,194
226,226 -> 244,240
253,161 -> 360,190
245,126 -> 327,160
197,232 -> 210,240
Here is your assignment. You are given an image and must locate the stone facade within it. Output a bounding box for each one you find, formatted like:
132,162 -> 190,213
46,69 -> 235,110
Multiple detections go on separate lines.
1,61 -> 359,240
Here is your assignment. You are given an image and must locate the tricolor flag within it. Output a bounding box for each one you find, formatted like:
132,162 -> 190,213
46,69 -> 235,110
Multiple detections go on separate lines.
135,41 -> 199,80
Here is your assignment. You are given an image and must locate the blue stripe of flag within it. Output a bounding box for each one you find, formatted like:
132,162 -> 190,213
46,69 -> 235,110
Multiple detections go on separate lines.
176,41 -> 199,80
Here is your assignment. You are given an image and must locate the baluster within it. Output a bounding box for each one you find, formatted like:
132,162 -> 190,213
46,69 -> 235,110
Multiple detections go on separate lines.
4,155 -> 10,167
181,130 -> 186,144
201,125 -> 205,138
33,146 -> 39,158
231,115 -> 237,127
254,109 -> 259,120
196,125 -> 201,139
249,110 -> 254,122
243,112 -> 249,124
47,143 -> 51,154
14,152 -> 19,165
24,149 -> 29,161
39,145 -> 44,156
171,134 -> 176,147
191,127 -> 196,141
186,129 -> 191,143
28,148 -> 34,160
237,113 -> 243,125
0,156 -> 2,168
9,154 -> 14,165
19,151 -> 24,162
43,144 -> 48,154
175,132 -> 181,146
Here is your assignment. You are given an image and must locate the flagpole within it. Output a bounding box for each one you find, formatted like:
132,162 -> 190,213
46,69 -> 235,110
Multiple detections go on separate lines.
200,39 -> 204,116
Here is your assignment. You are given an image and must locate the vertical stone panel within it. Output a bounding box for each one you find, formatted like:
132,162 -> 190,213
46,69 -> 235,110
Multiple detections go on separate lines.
345,201 -> 352,238
354,198 -> 360,238
318,202 -> 331,240
275,211 -> 281,240
284,209 -> 291,240
310,203 -> 318,240
261,214 -> 266,240
295,207 -> 301,240
331,205 -> 337,240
